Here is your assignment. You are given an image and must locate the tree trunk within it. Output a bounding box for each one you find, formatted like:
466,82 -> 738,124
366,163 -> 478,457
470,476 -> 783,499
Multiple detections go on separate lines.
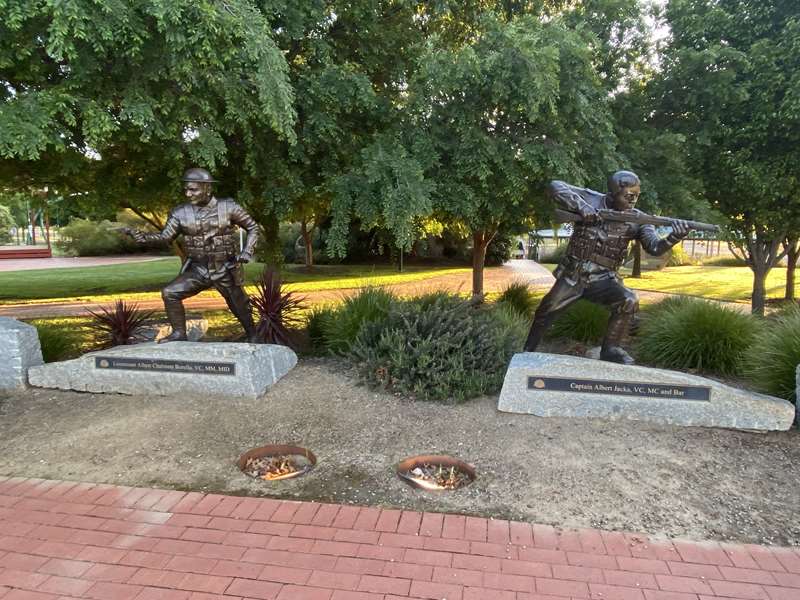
300,219 -> 314,269
259,217 -> 283,268
744,227 -> 786,316
752,265 -> 768,316
471,229 -> 494,302
784,237 -> 799,302
631,241 -> 642,278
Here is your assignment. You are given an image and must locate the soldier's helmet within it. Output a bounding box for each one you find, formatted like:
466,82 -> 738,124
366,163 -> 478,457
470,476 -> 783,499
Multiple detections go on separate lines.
181,168 -> 217,184
607,170 -> 640,194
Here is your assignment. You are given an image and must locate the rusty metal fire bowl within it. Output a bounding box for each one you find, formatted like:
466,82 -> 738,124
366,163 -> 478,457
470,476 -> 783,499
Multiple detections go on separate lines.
238,444 -> 317,482
396,454 -> 476,491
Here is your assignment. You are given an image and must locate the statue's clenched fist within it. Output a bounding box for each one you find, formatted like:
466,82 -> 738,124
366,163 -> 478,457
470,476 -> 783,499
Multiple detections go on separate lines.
122,227 -> 147,244
671,219 -> 692,238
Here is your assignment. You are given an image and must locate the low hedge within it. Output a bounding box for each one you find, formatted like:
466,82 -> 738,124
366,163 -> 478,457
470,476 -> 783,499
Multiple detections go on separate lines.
350,296 -> 525,403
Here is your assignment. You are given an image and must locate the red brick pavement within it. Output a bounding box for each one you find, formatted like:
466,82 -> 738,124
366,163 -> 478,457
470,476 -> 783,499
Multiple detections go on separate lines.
1,477 -> 798,600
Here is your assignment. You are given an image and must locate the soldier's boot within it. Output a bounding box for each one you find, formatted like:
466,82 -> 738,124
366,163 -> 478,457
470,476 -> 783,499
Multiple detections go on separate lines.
229,294 -> 260,344
523,318 -> 546,352
523,309 -> 559,352
160,299 -> 188,343
599,311 -> 634,365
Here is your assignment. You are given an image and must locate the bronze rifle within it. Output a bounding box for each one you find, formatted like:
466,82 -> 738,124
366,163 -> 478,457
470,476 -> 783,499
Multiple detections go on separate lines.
554,208 -> 720,233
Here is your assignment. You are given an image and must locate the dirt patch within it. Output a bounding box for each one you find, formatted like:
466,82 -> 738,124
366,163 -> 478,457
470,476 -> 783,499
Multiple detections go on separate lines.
1,357 -> 797,545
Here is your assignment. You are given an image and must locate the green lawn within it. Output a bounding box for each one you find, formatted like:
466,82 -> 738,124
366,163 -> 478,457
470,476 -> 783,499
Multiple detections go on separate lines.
1,259 -> 470,304
623,265 -> 787,303
540,263 -> 788,303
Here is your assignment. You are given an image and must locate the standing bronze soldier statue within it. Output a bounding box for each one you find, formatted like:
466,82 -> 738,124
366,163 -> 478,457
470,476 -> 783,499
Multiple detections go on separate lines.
126,168 -> 260,343
523,170 -> 693,364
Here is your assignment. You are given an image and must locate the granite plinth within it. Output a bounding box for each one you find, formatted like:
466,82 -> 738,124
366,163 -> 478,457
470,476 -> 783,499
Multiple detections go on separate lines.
28,342 -> 296,399
498,352 -> 795,431
0,317 -> 44,390
796,363 -> 799,424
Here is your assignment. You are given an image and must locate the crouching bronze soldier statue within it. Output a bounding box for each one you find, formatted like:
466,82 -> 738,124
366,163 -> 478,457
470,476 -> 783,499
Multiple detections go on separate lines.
125,168 -> 260,343
524,170 -> 694,364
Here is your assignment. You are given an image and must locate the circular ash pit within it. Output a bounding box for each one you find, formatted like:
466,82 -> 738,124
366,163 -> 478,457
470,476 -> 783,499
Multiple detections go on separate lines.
238,444 -> 316,481
397,454 -> 475,491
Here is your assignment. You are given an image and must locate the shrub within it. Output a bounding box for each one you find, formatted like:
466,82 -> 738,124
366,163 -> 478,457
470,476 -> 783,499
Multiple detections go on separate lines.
0,204 -> 15,244
539,243 -> 567,264
666,244 -> 694,267
351,298 -> 520,403
547,300 -> 610,343
489,303 -> 529,353
87,300 -> 156,347
496,281 -> 539,318
406,290 -> 467,311
36,325 -> 79,362
485,231 -> 514,266
30,320 -> 88,363
321,287 -> 396,354
743,306 -> 800,403
306,305 -> 337,350
636,297 -> 757,375
251,267 -> 306,347
702,255 -> 748,267
56,219 -> 136,256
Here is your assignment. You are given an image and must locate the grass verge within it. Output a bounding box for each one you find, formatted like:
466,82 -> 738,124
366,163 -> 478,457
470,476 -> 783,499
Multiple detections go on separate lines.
2,260 -> 470,304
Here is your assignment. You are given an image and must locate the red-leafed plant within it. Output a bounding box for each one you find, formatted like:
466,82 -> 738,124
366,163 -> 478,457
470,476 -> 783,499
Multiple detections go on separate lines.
251,267 -> 306,347
88,299 -> 156,348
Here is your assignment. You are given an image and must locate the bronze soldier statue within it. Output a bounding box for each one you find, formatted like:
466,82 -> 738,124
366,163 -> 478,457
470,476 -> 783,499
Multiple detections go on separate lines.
523,170 -> 692,364
126,168 -> 260,343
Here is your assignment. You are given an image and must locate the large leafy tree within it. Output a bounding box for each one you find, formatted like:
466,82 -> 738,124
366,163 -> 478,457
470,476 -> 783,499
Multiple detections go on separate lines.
0,0 -> 296,246
407,12 -> 617,298
655,0 -> 800,314
254,1 -> 431,266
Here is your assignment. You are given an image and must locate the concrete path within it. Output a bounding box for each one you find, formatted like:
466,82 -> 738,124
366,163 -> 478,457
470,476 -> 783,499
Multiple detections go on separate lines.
0,255 -> 166,273
0,260 -> 557,320
1,477 -> 798,600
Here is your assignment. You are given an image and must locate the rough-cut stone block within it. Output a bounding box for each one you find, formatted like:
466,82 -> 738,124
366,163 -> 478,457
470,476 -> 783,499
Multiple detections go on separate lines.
0,317 -> 44,390
28,342 -> 296,399
796,364 -> 799,423
498,352 -> 795,431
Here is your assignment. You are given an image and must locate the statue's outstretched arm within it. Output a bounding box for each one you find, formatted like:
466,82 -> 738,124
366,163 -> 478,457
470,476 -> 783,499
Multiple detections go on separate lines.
126,212 -> 181,244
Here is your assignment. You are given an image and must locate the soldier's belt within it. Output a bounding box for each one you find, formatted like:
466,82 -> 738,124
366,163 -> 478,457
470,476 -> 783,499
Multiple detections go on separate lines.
566,249 -> 620,270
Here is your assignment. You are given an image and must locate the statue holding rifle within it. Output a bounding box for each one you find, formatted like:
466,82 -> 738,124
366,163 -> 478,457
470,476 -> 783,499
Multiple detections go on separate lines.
124,168 -> 260,343
524,170 -> 718,364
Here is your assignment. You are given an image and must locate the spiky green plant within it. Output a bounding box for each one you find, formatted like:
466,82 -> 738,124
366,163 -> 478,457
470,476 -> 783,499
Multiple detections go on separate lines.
547,300 -> 610,343
34,323 -> 83,362
636,297 -> 757,375
743,305 -> 800,403
305,305 -> 337,354
496,280 -> 539,318
322,287 -> 395,354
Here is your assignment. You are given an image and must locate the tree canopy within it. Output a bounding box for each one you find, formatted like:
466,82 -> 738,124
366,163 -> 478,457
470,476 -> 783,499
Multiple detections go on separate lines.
5,0 -> 798,307
653,0 -> 800,313
0,0 -> 296,217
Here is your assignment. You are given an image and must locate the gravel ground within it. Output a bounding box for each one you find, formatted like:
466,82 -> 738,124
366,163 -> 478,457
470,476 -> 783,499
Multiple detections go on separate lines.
1,357 -> 798,546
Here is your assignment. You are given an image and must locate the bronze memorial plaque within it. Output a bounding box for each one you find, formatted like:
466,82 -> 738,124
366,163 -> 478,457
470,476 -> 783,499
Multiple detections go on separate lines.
95,356 -> 235,376
527,376 -> 710,401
